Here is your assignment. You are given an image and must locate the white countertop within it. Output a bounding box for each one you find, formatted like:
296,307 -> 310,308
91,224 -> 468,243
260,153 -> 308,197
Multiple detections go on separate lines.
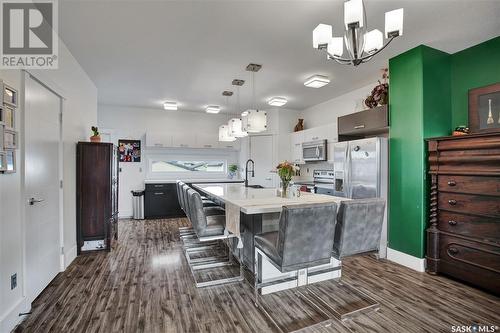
144,179 -> 244,184
193,183 -> 347,214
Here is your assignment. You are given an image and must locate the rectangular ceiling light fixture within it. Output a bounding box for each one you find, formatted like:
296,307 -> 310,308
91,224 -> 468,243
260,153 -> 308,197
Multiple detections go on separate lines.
206,105 -> 220,114
163,101 -> 177,110
268,97 -> 288,107
304,75 -> 330,88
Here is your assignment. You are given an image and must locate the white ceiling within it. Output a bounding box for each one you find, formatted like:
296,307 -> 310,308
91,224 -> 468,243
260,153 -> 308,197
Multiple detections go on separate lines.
59,0 -> 500,113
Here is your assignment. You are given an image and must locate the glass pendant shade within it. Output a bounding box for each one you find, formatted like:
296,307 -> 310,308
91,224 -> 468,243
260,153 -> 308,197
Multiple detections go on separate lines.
385,8 -> 404,38
228,118 -> 248,137
364,29 -> 383,53
219,125 -> 236,142
242,110 -> 267,133
344,0 -> 364,29
312,24 -> 332,49
327,37 -> 344,57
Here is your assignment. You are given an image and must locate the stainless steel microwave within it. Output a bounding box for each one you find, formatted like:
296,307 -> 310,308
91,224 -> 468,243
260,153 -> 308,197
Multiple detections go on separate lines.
302,140 -> 327,162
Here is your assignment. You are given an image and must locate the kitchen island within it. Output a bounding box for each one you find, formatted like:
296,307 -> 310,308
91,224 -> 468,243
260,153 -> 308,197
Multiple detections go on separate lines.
192,183 -> 347,294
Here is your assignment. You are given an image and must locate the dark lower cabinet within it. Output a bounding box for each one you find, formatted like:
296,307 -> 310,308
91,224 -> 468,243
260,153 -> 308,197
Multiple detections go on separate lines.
240,213 -> 262,272
144,183 -> 183,218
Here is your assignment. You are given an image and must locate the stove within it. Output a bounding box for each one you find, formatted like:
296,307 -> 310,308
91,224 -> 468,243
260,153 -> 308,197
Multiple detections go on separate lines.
313,170 -> 335,196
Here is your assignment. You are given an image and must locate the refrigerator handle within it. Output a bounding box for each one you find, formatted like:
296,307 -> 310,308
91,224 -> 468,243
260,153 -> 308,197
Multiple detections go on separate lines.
345,144 -> 351,198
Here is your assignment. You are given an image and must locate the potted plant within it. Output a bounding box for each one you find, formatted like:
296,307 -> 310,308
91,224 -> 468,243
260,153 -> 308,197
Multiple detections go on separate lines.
364,68 -> 389,109
228,164 -> 238,179
90,126 -> 101,143
276,161 -> 299,197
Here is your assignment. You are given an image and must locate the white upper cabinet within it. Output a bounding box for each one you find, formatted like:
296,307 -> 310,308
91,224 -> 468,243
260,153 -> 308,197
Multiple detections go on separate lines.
290,123 -> 338,163
290,131 -> 304,164
171,132 -> 196,148
195,133 -> 219,149
145,132 -> 172,148
218,139 -> 241,150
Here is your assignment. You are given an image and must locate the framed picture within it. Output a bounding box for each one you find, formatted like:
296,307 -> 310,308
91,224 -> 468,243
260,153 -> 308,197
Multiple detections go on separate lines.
3,150 -> 15,173
118,139 -> 141,162
4,129 -> 18,149
3,84 -> 18,107
468,82 -> 500,133
0,151 -> 6,172
0,105 -> 14,129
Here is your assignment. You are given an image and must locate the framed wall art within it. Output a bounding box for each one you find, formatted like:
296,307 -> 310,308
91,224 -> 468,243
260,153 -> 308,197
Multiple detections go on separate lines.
3,129 -> 18,149
1,106 -> 14,129
3,84 -> 18,107
469,82 -> 500,133
118,139 -> 141,162
0,151 -> 6,172
4,150 -> 15,173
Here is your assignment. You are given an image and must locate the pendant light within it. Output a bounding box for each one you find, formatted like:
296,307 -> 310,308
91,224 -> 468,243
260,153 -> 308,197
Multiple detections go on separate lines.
218,93 -> 236,142
242,64 -> 267,133
228,83 -> 248,137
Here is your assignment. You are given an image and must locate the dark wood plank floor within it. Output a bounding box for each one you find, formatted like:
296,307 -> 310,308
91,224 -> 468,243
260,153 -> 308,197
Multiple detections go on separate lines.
14,218 -> 500,333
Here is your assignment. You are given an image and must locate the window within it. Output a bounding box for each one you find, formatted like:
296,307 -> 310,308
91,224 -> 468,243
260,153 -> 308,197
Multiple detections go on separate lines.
150,159 -> 226,173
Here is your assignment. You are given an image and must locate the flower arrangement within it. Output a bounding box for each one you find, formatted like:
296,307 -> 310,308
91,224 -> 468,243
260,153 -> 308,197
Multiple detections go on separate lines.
228,164 -> 238,179
364,68 -> 389,109
276,161 -> 299,197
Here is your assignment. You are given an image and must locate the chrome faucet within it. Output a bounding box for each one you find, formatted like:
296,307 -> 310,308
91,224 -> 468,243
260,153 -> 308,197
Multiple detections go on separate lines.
245,159 -> 255,187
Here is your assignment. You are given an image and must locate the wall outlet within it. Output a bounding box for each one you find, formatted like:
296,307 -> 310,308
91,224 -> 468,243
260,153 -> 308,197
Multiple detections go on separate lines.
11,273 -> 17,290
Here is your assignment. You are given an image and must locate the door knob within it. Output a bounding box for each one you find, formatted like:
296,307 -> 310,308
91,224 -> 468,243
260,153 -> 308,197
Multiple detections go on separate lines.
28,198 -> 44,205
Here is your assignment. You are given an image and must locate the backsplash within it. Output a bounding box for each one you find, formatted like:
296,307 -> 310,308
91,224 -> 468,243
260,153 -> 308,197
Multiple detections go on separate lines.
295,162 -> 334,181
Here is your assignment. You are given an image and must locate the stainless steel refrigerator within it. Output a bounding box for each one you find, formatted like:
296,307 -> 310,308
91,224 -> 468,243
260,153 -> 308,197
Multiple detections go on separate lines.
332,137 -> 389,258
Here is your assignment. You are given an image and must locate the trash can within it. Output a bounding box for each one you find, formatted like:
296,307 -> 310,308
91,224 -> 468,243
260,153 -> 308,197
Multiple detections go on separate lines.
131,190 -> 145,220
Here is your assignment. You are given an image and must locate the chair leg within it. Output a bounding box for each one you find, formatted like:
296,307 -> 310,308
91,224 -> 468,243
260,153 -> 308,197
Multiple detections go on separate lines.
254,248 -> 259,307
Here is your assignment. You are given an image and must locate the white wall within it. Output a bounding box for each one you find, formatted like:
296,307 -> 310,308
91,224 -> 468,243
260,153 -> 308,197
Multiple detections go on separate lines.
98,105 -> 242,217
299,82 -> 375,129
0,40 -> 97,332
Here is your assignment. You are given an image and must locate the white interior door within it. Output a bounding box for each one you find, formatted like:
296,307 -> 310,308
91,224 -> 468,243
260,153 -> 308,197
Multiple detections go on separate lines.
24,74 -> 62,302
249,135 -> 274,188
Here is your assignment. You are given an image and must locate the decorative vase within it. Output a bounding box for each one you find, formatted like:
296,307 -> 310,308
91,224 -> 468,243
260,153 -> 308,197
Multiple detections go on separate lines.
228,171 -> 235,179
294,119 -> 304,132
280,180 -> 289,198
90,135 -> 101,143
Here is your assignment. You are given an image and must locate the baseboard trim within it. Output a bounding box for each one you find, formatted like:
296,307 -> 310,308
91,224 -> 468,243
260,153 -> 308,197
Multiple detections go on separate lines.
64,244 -> 77,269
0,297 -> 29,333
387,248 -> 426,272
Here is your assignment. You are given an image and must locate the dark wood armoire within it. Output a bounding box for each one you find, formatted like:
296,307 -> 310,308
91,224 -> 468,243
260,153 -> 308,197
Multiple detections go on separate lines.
426,132 -> 500,295
76,142 -> 119,254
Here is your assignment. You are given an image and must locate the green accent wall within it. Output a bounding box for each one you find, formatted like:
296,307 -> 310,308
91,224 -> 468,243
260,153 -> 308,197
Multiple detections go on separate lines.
388,36 -> 500,259
388,46 -> 451,258
450,36 -> 500,128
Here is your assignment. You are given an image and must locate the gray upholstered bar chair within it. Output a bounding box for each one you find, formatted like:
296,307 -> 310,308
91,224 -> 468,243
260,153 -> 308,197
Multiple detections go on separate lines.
177,181 -> 195,237
185,188 -> 243,287
304,198 -> 386,320
253,203 -> 337,304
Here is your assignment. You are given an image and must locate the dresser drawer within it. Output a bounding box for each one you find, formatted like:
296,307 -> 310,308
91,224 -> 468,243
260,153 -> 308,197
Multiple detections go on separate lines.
438,211 -> 500,243
438,234 -> 500,294
438,193 -> 500,217
438,175 -> 500,196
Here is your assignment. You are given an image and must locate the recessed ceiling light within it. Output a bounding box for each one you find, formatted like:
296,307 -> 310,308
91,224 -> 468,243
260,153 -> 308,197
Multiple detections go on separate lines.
241,111 -> 249,117
163,101 -> 177,110
268,97 -> 288,107
206,105 -> 220,114
304,75 -> 330,88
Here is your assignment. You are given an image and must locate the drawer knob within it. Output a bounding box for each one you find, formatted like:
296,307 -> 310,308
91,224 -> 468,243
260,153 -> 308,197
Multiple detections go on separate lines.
447,180 -> 456,186
448,247 -> 459,255
448,199 -> 457,205
448,220 -> 457,226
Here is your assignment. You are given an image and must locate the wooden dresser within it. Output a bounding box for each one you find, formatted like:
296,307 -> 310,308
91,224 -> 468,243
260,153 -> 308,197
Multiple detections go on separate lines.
426,132 -> 500,294
76,142 -> 119,254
